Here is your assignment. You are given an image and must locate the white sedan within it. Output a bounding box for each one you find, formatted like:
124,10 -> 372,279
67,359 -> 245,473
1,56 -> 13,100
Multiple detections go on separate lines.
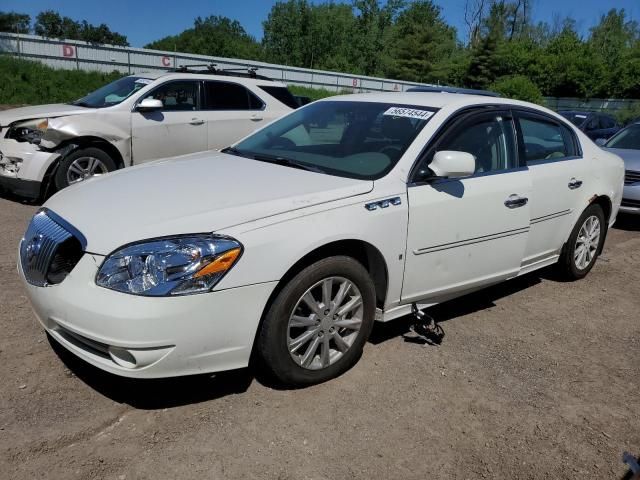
18,92 -> 624,387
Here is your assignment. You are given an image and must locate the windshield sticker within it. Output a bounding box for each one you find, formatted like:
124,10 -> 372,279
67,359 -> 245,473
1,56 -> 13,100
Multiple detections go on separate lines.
383,107 -> 434,121
134,78 -> 153,85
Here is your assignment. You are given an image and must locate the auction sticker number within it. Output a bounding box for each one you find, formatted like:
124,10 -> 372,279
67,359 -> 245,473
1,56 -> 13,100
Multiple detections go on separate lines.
383,107 -> 434,121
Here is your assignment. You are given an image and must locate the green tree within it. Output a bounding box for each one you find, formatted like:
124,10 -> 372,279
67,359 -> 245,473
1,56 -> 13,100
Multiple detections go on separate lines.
0,11 -> 30,33
147,15 -> 262,61
465,2 -> 507,88
34,10 -> 129,46
262,0 -> 313,67
384,1 -> 461,84
490,74 -> 542,103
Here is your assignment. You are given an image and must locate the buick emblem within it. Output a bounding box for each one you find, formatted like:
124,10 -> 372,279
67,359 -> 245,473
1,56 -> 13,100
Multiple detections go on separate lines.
25,233 -> 44,265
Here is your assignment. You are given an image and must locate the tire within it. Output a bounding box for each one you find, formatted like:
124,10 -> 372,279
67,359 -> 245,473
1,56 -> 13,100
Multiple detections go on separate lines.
557,204 -> 606,280
256,256 -> 376,387
55,147 -> 117,190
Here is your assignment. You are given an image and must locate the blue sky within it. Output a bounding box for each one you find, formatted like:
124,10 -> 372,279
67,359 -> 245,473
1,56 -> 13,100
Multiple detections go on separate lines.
2,0 -> 637,47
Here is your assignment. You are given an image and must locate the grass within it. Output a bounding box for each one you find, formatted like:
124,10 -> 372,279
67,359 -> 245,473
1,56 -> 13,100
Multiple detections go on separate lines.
0,56 -> 122,105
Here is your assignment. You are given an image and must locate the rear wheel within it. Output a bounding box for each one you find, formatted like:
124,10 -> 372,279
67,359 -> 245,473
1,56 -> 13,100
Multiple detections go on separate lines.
557,204 -> 606,280
55,147 -> 116,190
256,256 -> 376,387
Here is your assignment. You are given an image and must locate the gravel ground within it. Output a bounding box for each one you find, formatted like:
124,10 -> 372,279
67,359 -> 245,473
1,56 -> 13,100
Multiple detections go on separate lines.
0,193 -> 638,480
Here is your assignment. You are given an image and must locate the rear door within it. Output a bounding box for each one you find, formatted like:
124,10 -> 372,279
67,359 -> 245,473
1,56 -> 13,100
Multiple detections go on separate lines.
202,81 -> 266,150
402,109 -> 532,303
514,110 -> 588,270
131,80 -> 207,163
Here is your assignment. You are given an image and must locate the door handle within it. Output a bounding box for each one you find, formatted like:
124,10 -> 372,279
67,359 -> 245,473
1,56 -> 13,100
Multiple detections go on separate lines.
504,194 -> 528,209
568,178 -> 583,189
189,118 -> 204,126
251,114 -> 263,121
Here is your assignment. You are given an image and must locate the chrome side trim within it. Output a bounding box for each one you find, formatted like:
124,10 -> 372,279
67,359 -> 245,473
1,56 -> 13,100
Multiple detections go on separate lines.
530,209 -> 572,225
413,226 -> 530,255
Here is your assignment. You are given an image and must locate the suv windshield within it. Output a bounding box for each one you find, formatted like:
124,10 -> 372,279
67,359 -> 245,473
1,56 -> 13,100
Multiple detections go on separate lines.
228,101 -> 436,180
605,124 -> 640,150
71,76 -> 153,108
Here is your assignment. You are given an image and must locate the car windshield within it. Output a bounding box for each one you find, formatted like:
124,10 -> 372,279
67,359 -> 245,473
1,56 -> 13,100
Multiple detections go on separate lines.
228,101 -> 436,180
70,76 -> 153,108
559,112 -> 589,127
605,124 -> 640,150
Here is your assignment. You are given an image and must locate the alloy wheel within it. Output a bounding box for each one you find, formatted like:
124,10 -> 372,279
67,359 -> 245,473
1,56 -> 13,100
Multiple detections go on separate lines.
66,156 -> 108,185
287,276 -> 363,370
574,215 -> 601,270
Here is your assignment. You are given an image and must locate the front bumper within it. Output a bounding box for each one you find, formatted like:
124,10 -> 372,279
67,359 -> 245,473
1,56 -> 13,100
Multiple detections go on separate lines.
0,174 -> 41,199
19,253 -> 277,378
620,183 -> 640,215
0,138 -> 60,197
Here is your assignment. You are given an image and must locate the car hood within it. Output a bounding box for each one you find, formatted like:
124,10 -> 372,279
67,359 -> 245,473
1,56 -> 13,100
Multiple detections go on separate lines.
44,152 -> 374,254
0,104 -> 91,127
604,148 -> 640,171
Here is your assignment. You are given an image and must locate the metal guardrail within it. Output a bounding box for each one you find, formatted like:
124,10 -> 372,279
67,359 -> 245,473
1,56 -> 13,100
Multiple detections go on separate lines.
0,32 -> 435,93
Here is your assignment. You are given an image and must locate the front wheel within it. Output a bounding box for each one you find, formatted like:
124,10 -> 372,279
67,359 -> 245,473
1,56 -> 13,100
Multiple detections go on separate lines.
557,204 -> 606,280
55,147 -> 116,190
256,256 -> 376,387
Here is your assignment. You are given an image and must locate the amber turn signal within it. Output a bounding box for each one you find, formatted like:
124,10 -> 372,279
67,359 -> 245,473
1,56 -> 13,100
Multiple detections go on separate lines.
194,248 -> 241,278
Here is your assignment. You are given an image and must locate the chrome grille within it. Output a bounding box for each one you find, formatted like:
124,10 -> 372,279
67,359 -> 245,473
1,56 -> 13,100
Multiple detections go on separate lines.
625,170 -> 640,185
20,210 -> 83,287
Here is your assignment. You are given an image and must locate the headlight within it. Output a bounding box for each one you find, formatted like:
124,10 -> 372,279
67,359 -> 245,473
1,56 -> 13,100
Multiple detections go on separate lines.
7,118 -> 48,144
96,235 -> 242,296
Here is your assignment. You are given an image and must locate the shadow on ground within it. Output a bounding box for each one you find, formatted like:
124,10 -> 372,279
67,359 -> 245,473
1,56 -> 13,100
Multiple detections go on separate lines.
614,213 -> 640,232
369,270 -> 544,345
0,189 -> 43,206
49,335 -> 254,410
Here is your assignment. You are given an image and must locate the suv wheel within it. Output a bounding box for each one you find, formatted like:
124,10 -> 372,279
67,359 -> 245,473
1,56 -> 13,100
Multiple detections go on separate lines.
256,256 -> 376,387
557,204 -> 606,280
55,147 -> 116,190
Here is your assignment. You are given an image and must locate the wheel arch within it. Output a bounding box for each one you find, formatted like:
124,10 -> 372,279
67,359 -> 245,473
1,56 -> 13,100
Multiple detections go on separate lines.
249,238 -> 389,368
41,137 -> 126,197
273,239 -> 389,309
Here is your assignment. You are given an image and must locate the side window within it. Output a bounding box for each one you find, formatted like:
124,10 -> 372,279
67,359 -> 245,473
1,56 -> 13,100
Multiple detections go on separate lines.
203,81 -> 264,110
143,81 -> 198,111
600,116 -> 615,129
517,116 -> 576,163
435,114 -> 517,173
586,116 -> 599,131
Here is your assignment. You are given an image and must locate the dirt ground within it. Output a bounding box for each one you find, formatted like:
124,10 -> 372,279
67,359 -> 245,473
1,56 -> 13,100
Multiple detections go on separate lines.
0,194 -> 638,480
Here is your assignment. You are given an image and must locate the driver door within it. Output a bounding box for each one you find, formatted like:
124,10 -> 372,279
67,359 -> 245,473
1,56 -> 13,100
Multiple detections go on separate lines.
402,109 -> 531,303
131,80 -> 207,163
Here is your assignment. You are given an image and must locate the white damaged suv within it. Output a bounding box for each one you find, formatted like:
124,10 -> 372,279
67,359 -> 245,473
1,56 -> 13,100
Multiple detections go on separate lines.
18,92 -> 624,387
0,67 -> 295,199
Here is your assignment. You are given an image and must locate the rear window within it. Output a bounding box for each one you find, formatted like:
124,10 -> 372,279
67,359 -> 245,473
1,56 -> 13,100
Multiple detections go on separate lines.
203,81 -> 264,110
259,85 -> 300,109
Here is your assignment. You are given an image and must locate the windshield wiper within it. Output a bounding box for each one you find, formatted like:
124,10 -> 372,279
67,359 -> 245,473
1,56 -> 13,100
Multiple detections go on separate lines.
250,153 -> 325,174
221,148 -> 325,174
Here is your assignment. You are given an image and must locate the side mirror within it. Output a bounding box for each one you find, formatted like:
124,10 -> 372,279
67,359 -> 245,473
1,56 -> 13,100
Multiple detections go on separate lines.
430,150 -> 475,178
595,138 -> 607,147
136,98 -> 163,112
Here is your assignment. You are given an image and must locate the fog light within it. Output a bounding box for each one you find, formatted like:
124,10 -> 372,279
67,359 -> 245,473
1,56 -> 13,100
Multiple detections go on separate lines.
108,345 -> 174,369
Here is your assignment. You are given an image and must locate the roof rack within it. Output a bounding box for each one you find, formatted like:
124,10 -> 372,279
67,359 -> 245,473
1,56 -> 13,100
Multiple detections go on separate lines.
406,86 -> 500,97
170,64 -> 273,81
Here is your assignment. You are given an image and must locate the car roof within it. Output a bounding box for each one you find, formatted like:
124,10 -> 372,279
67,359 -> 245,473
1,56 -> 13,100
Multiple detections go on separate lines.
322,91 -> 559,114
128,71 -> 287,87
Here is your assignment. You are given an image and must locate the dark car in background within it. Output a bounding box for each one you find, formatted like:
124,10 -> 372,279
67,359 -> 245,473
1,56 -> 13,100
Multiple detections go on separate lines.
602,122 -> 640,215
559,111 -> 621,141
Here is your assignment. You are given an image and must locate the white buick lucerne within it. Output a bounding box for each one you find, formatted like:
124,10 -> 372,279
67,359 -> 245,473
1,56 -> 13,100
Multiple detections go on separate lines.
18,92 -> 624,387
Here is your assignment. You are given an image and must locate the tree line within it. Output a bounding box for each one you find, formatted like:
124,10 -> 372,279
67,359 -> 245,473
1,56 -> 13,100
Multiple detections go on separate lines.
0,10 -> 128,46
1,1 -> 639,101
